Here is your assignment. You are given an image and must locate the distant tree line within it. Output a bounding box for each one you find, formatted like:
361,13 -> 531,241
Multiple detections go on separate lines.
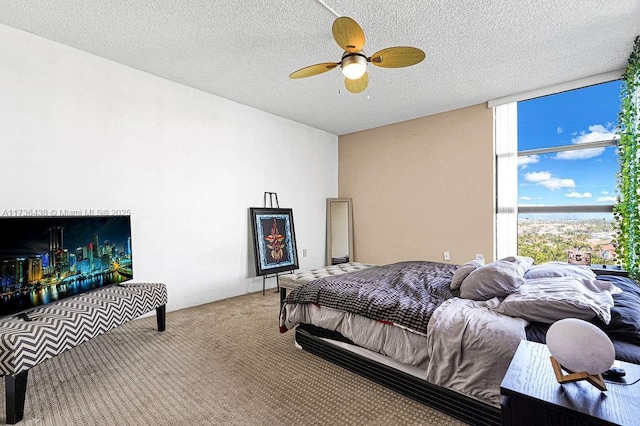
517,232 -> 614,265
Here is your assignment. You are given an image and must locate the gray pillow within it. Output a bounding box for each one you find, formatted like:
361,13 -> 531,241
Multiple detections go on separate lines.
459,260 -> 525,300
450,259 -> 484,291
523,262 -> 596,280
494,277 -> 622,324
499,255 -> 535,271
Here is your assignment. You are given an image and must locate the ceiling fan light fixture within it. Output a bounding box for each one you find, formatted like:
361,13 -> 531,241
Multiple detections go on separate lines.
341,53 -> 367,80
289,17 -> 424,94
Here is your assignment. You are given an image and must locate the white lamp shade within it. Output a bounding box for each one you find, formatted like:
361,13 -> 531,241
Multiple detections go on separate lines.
341,54 -> 367,80
547,318 -> 615,375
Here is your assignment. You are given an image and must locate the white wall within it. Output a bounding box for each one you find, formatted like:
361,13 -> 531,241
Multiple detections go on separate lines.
0,24 -> 338,311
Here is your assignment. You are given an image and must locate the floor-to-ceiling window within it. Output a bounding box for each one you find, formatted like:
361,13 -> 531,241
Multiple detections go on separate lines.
494,77 -> 622,265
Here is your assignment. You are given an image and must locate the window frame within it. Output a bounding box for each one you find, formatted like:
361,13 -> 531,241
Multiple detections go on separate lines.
492,73 -> 624,261
517,138 -> 618,215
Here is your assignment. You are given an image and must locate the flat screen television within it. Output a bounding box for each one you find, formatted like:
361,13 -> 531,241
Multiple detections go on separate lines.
0,215 -> 133,318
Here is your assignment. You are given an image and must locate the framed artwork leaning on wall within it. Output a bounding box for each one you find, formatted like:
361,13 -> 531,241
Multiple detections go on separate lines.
250,207 -> 299,276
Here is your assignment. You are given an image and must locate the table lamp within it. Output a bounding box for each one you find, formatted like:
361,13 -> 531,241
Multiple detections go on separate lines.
546,318 -> 615,391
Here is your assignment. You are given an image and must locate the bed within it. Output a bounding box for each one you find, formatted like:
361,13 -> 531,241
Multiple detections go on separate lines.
279,259 -> 640,426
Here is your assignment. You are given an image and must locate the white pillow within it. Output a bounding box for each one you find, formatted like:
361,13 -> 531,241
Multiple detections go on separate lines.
494,276 -> 622,324
450,259 -> 484,291
459,260 -> 525,301
523,262 -> 596,280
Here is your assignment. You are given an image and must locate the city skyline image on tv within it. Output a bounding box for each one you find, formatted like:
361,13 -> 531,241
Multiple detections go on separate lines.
0,215 -> 133,317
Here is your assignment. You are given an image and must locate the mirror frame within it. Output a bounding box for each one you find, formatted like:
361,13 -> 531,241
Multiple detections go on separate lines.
326,198 -> 354,266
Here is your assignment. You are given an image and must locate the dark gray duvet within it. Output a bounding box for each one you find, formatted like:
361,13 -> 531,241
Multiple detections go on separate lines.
283,261 -> 458,334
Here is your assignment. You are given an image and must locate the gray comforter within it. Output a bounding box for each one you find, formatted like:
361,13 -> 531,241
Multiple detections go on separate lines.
426,297 -> 528,405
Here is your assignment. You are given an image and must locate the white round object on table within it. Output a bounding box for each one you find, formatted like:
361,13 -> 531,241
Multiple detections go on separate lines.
546,318 -> 615,375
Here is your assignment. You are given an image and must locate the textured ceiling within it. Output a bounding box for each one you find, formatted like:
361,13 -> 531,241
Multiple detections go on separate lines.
0,1 -> 639,135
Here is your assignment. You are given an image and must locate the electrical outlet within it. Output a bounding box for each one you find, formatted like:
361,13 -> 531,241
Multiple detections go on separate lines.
303,249 -> 308,257
443,251 -> 451,261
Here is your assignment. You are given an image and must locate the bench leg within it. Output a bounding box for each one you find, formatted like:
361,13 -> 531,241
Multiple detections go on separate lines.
156,305 -> 166,332
5,371 -> 28,424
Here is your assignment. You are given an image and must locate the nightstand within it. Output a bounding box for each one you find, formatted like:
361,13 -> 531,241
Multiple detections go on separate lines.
500,340 -> 640,425
591,264 -> 628,277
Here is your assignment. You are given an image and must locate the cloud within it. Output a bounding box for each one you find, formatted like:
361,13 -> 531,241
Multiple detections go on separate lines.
524,171 -> 551,182
524,171 -> 575,190
557,127 -> 564,134
518,155 -> 539,169
554,124 -> 618,160
597,196 -> 617,202
541,178 -> 576,190
520,196 -> 533,201
565,191 -> 592,198
601,191 -> 609,195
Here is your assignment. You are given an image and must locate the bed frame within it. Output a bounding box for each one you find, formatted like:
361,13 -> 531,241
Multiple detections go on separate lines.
296,324 -> 501,426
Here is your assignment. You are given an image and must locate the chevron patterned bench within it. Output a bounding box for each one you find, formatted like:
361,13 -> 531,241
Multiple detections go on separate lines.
0,282 -> 167,424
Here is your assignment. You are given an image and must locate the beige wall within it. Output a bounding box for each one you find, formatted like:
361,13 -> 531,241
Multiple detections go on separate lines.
339,104 -> 495,265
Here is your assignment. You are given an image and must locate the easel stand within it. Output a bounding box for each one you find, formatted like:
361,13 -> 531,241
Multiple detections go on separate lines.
264,192 -> 279,209
550,356 -> 607,391
262,272 -> 279,296
261,192 -> 285,295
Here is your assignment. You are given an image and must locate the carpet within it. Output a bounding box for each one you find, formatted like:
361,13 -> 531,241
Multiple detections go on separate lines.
1,290 -> 465,425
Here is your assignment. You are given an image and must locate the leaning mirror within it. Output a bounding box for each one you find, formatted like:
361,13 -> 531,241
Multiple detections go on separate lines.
326,198 -> 354,266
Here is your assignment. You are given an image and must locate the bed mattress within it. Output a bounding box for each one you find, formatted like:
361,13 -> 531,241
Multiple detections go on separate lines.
284,302 -> 433,368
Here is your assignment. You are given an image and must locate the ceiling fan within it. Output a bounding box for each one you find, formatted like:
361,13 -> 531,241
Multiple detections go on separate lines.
289,16 -> 425,94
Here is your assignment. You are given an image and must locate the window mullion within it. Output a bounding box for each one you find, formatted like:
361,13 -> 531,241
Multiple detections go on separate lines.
518,139 -> 618,157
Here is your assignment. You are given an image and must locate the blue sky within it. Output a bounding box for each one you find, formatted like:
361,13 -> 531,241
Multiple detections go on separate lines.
517,80 -> 622,206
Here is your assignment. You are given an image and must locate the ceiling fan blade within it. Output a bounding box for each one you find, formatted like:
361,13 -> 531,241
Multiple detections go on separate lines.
345,72 -> 369,94
369,46 -> 426,68
332,17 -> 365,53
289,62 -> 338,79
